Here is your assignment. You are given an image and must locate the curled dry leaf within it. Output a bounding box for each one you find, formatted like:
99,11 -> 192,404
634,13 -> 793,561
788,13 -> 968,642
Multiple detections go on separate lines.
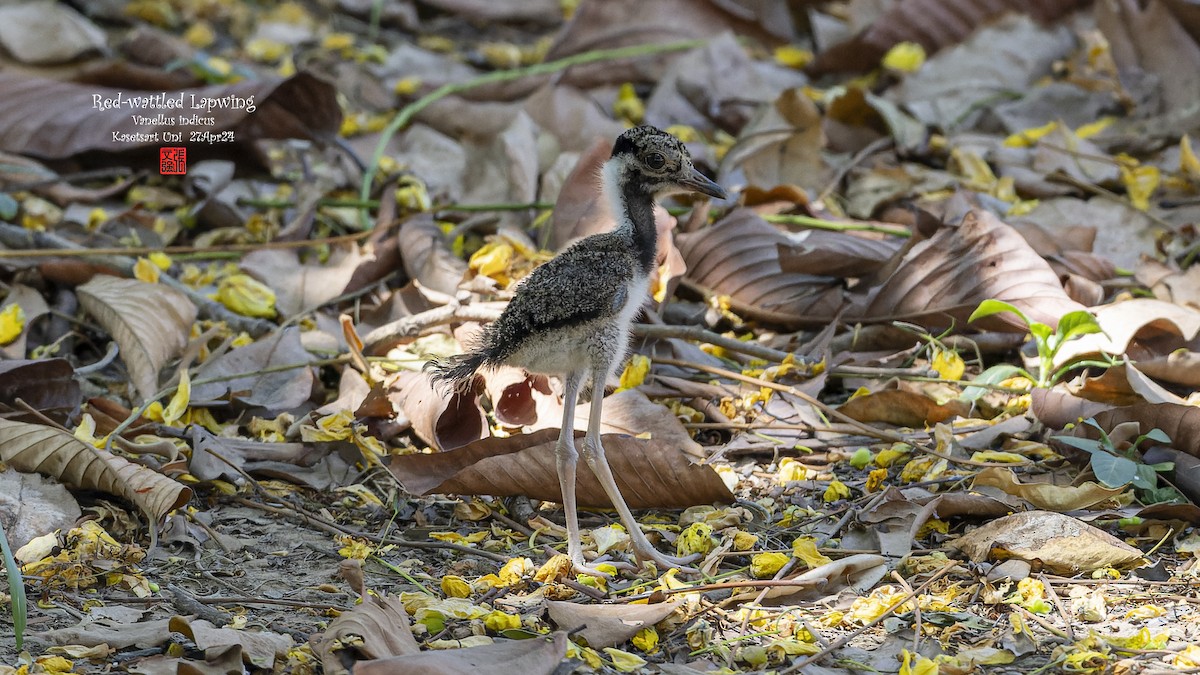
754,553 -> 889,605
388,371 -> 488,451
0,419 -> 191,526
720,88 -> 828,194
971,467 -> 1124,512
837,390 -> 970,427
76,275 -> 196,403
850,209 -> 1085,331
1030,387 -> 1117,430
0,358 -> 81,424
313,594 -> 418,675
545,600 -> 678,649
677,208 -> 843,327
951,510 -> 1144,574
0,71 -> 341,163
389,428 -> 733,509
240,245 -> 373,316
191,327 -> 314,413
168,617 -> 292,670
777,229 -> 902,278
398,214 -> 467,296
482,366 -> 555,428
811,0 -> 1089,74
1051,299 -> 1200,370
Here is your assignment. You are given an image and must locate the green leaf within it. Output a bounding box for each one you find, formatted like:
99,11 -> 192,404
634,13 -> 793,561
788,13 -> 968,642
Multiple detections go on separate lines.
1052,435 -> 1105,453
0,520 -> 26,650
1029,322 -> 1053,346
1132,463 -> 1159,490
1056,310 -> 1103,343
1139,428 -> 1171,445
1089,452 -> 1138,488
968,299 -> 1029,325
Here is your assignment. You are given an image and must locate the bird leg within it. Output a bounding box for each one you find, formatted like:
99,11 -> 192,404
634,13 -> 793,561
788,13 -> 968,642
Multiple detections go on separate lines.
555,370 -> 612,577
580,369 -> 701,573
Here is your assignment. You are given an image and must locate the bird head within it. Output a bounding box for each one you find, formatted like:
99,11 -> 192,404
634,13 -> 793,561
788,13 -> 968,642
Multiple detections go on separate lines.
608,125 -> 727,200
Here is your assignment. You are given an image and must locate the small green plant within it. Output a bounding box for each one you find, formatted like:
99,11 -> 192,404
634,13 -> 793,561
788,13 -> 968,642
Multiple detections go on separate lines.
0,520 -> 27,650
968,299 -> 1113,387
1054,419 -> 1178,500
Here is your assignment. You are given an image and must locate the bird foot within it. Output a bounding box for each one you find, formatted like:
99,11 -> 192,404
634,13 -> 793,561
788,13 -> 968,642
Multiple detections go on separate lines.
633,547 -> 702,575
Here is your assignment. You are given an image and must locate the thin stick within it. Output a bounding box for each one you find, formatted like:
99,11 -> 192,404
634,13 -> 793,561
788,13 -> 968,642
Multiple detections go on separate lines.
653,356 -> 1011,467
0,230 -> 371,259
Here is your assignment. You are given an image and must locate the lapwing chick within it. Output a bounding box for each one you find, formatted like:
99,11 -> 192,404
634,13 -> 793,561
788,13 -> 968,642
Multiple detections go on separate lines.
428,125 -> 726,574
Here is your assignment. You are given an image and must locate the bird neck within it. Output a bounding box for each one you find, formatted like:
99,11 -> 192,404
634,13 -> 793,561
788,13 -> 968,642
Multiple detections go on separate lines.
602,159 -> 657,276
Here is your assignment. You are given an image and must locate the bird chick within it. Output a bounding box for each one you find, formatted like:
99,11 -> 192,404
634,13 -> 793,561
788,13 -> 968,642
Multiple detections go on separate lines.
428,126 -> 726,574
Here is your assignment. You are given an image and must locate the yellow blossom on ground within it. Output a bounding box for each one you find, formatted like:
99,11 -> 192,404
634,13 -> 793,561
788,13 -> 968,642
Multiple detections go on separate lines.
632,627 -> 659,653
899,649 -> 939,675
617,354 -> 650,391
1119,161 -> 1160,211
931,347 -> 964,380
0,303 -> 25,345
824,479 -> 851,502
778,457 -> 813,483
441,575 -> 471,598
792,537 -> 832,569
875,444 -> 911,467
676,522 -> 714,557
751,552 -> 789,578
1173,643 -> 1200,667
848,585 -> 908,624
498,557 -> 534,586
1006,577 -> 1051,613
1003,121 -> 1059,147
337,537 -> 373,560
882,42 -> 925,73
604,647 -> 647,673
484,610 -> 521,631
534,554 -> 572,583
214,274 -> 276,318
732,530 -> 758,551
160,370 -> 191,427
774,45 -> 813,69
613,83 -> 644,125
866,467 -> 889,492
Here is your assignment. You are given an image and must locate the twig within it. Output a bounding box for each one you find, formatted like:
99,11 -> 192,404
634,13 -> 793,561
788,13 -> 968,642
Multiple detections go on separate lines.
359,39 -> 707,228
102,594 -> 348,612
781,561 -> 960,672
232,497 -> 510,564
0,226 -> 371,259
1040,572 -> 1075,643
653,356 -> 1011,467
891,571 -> 922,653
362,301 -> 505,351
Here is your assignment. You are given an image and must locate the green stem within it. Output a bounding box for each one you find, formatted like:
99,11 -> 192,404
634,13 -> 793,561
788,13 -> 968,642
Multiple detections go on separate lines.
0,520 -> 26,650
358,39 -> 707,228
763,214 -> 911,237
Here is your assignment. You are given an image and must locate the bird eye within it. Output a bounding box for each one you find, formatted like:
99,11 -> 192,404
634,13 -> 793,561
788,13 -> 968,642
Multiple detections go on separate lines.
644,152 -> 666,170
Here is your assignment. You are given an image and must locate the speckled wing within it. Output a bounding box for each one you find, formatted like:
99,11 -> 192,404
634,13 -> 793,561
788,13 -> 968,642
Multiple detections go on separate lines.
498,244 -> 635,335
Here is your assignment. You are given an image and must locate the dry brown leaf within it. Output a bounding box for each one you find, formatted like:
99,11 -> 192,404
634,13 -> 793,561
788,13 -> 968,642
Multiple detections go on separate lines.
776,229 -> 902,278
190,327 -> 314,412
811,0 -> 1089,74
1030,388 -> 1117,430
398,215 -> 467,296
389,428 -> 733,509
35,617 -> 174,650
482,366 -> 555,428
0,418 -> 191,525
971,468 -> 1124,512
0,72 -> 340,163
837,390 -> 969,427
418,0 -> 559,23
355,633 -> 567,675
0,358 -> 81,424
240,245 -> 373,317
389,371 -> 488,451
0,283 -> 49,359
545,600 -> 678,649
1097,0 -> 1200,115
677,208 -> 843,327
755,553 -> 888,605
951,510 -> 1145,574
720,88 -> 828,194
76,275 -> 196,403
1052,299 -> 1200,370
313,594 -> 418,675
544,0 -> 788,90
850,209 -> 1085,331
0,1 -> 105,65
169,617 -> 292,671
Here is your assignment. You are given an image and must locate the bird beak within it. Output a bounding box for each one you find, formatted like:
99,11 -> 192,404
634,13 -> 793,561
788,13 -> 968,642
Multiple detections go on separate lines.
678,167 -> 727,200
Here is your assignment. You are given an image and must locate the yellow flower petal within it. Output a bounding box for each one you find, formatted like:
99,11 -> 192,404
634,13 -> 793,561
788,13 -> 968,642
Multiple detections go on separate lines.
214,274 -> 276,318
750,552 -> 789,578
882,42 -> 925,73
0,303 -> 26,345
